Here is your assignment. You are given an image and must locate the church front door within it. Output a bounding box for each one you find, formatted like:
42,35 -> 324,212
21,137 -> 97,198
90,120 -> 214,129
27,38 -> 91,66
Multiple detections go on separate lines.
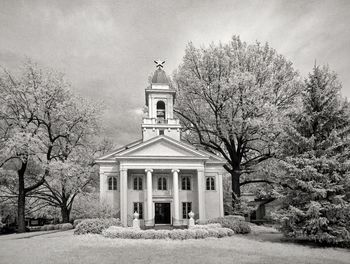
154,203 -> 171,224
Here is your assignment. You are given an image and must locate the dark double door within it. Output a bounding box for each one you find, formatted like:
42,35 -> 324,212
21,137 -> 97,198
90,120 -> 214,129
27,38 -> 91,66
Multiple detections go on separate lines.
154,203 -> 171,224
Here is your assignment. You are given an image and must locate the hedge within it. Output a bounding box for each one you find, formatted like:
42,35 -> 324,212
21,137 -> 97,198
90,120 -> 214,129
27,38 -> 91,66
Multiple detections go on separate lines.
40,223 -> 73,231
73,219 -> 84,228
61,223 -> 73,230
206,216 -> 251,234
102,226 -> 234,240
74,218 -> 122,235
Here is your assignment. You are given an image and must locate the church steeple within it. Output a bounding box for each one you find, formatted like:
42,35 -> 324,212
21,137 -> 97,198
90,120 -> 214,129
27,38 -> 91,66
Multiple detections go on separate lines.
141,61 -> 181,141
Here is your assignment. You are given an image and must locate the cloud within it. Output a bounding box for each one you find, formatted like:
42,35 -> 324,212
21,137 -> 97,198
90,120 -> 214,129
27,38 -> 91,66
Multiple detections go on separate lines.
0,0 -> 349,146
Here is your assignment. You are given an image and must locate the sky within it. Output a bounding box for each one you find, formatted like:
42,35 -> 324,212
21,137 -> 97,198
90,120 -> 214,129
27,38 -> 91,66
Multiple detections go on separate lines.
0,0 -> 349,146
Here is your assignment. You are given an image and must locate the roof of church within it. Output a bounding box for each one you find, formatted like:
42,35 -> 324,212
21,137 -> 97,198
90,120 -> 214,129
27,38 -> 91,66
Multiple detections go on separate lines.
151,68 -> 169,84
96,135 -> 226,165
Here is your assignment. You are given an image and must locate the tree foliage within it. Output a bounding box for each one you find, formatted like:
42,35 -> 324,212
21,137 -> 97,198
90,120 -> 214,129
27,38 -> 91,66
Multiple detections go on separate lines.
0,61 -> 103,230
174,36 -> 301,198
35,139 -> 114,222
275,65 -> 350,245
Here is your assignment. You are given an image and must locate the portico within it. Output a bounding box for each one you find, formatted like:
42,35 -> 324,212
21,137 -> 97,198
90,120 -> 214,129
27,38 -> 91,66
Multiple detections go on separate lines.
97,62 -> 226,227
114,158 -> 211,227
119,166 -> 206,227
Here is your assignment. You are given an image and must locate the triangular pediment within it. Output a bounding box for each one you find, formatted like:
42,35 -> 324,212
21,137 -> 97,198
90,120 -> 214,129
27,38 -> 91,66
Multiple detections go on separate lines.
96,136 -> 226,163
117,136 -> 207,158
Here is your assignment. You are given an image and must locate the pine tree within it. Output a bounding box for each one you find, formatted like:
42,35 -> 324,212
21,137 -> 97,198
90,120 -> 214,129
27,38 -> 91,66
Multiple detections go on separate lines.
276,65 -> 350,245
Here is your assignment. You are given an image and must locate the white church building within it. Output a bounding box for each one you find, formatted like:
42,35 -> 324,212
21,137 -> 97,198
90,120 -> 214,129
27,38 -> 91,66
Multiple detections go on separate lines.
97,62 -> 226,227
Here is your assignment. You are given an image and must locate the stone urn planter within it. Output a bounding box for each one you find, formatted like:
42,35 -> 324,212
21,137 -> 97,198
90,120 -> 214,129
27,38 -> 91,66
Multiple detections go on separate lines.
188,211 -> 195,228
133,211 -> 140,229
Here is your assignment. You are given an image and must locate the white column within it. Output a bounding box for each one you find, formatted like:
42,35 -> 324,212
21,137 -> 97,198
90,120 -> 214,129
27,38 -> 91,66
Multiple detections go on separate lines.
120,168 -> 128,227
197,169 -> 206,222
218,173 -> 224,217
99,170 -> 106,203
145,168 -> 153,226
172,169 -> 180,226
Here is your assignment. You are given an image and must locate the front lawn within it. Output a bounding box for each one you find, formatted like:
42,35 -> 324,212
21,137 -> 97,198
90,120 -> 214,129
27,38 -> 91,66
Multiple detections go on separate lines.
0,230 -> 349,264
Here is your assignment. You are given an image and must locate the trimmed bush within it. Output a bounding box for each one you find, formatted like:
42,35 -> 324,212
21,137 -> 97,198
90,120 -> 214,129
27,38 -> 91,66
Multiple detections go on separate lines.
140,230 -> 157,239
193,229 -> 209,239
190,223 -> 222,230
39,224 -> 56,231
207,216 -> 251,234
74,218 -> 121,235
224,215 -> 246,221
46,224 -> 55,231
168,229 -> 187,240
102,225 -> 234,240
73,219 -> 84,228
152,230 -> 170,239
61,223 -> 73,231
206,228 -> 220,237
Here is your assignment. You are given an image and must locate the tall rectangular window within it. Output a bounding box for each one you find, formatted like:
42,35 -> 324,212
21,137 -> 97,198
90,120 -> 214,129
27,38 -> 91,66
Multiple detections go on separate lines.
108,177 -> 117,190
158,177 -> 167,190
206,176 -> 215,190
133,176 -> 143,190
133,202 -> 143,219
182,202 -> 192,219
181,176 -> 191,190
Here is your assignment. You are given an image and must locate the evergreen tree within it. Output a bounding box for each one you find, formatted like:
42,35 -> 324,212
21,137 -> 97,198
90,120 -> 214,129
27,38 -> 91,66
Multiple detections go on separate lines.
276,65 -> 350,245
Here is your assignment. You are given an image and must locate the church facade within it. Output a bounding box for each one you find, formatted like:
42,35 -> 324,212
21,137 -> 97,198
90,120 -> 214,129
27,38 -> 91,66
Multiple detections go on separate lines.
97,62 -> 226,227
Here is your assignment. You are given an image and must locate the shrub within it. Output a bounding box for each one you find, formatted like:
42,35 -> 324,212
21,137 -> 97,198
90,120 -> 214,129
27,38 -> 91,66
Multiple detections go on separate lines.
102,225 -> 233,240
224,215 -> 246,221
46,224 -> 55,231
102,226 -> 123,238
40,225 -> 47,231
73,219 -> 84,228
206,228 -> 220,237
207,216 -> 251,234
193,229 -> 209,239
74,218 -> 121,235
71,193 -> 120,220
54,224 -> 60,230
153,230 -> 170,239
190,223 -> 222,229
61,223 -> 73,231
168,229 -> 186,240
140,230 -> 157,239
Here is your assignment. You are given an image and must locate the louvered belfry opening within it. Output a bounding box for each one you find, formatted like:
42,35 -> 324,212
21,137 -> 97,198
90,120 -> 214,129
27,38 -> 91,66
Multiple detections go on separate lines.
156,100 -> 166,123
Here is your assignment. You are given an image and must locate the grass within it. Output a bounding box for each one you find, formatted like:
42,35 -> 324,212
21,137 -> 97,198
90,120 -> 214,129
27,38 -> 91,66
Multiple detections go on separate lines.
0,230 -> 349,264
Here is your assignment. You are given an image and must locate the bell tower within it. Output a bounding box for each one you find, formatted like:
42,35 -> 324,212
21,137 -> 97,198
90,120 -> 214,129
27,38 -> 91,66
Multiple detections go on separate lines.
141,61 -> 181,141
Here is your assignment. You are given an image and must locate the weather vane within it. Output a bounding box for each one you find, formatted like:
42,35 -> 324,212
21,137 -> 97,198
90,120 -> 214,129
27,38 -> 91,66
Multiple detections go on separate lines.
154,60 -> 165,69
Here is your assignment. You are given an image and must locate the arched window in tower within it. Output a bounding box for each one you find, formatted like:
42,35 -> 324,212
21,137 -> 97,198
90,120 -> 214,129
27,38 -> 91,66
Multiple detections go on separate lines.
156,101 -> 166,123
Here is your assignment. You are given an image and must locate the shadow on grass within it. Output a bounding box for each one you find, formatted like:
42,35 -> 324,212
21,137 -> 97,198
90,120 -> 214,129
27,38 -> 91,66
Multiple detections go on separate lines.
245,231 -> 350,250
14,230 -> 61,240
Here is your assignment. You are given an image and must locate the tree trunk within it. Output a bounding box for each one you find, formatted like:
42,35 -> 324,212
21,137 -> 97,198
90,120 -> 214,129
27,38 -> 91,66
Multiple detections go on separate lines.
17,170 -> 26,233
231,170 -> 241,198
60,205 -> 71,223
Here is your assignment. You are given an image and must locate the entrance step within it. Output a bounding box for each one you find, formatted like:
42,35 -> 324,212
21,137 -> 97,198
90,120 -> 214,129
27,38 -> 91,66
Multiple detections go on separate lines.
143,225 -> 188,230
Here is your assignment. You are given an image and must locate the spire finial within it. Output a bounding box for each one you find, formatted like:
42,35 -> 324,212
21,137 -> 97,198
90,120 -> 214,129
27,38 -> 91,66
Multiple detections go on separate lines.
154,60 -> 165,69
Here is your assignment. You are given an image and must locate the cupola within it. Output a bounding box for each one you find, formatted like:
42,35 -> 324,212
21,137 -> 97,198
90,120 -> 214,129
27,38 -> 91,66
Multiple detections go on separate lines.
141,60 -> 181,141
